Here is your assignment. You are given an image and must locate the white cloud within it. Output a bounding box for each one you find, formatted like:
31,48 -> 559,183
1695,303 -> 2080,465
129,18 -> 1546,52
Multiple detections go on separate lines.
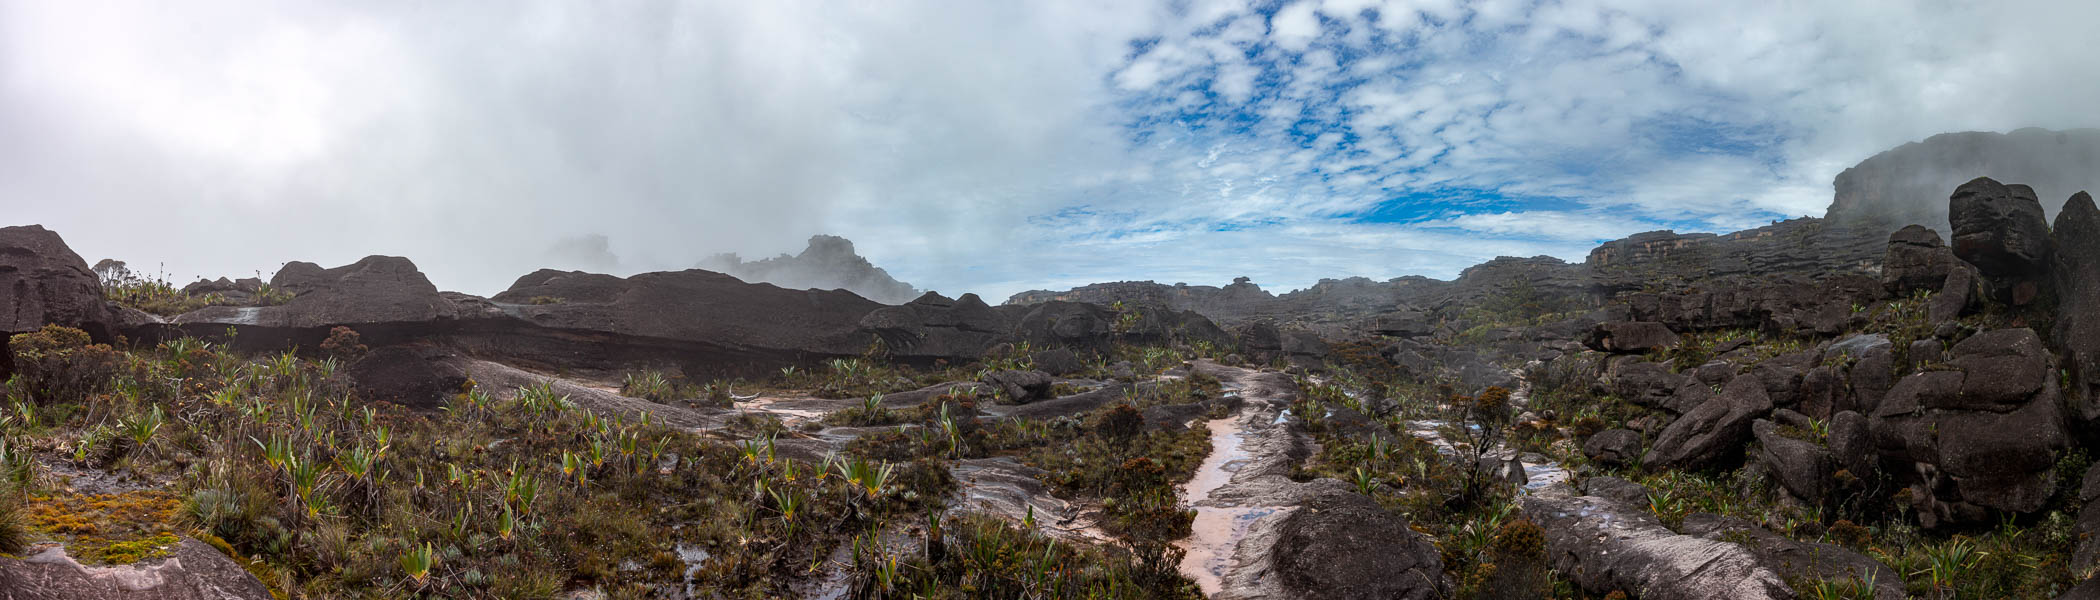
2,0 -> 2097,304
1269,2 -> 1322,51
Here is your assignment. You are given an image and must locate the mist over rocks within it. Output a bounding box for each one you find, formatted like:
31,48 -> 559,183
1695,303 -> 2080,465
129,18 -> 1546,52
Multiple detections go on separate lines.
1827,128 -> 2100,235
698,234 -> 920,304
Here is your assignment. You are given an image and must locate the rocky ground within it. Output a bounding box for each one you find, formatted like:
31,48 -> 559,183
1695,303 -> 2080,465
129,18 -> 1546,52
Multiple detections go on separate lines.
6,130 -> 2100,598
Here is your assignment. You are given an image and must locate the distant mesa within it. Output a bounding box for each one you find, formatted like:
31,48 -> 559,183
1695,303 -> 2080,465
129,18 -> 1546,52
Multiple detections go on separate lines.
698,234 -> 920,304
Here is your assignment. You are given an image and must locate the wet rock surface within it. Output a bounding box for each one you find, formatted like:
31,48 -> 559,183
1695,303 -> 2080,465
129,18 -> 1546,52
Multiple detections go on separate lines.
0,538 -> 275,600
1521,484 -> 1793,600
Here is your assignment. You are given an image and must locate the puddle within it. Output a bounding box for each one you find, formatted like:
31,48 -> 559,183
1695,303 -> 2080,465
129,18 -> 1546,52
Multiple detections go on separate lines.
1181,417 -> 1250,505
1173,369 -> 1294,598
675,543 -> 711,597
737,396 -> 831,424
1176,505 -> 1291,596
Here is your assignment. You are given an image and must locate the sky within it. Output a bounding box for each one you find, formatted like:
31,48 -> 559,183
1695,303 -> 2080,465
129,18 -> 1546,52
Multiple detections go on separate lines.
4,0 -> 2098,303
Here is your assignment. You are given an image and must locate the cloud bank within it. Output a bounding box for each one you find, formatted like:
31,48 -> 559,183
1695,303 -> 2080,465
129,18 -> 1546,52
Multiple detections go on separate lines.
3,0 -> 2096,301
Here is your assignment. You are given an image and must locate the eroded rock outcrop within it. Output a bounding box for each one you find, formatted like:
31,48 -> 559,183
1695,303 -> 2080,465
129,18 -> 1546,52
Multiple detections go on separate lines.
178,256 -> 459,329
1521,483 -> 1792,600
1870,328 -> 2068,525
1270,488 -> 1443,600
2055,191 -> 2100,421
1949,177 -> 2055,306
0,538 -> 275,600
1645,376 -> 1772,470
0,225 -> 114,341
1882,224 -> 1957,295
696,234 -> 921,304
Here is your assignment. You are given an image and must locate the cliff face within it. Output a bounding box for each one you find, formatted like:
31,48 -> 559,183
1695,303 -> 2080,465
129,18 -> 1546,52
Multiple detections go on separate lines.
698,235 -> 921,304
1827,128 -> 2100,235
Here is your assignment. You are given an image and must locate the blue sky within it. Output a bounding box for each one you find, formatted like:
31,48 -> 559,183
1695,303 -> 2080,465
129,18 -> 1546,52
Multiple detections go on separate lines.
5,0 -> 2098,302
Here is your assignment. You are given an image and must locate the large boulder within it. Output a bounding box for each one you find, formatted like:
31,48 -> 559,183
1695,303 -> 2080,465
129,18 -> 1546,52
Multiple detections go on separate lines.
1029,348 -> 1086,376
1645,376 -> 1773,470
0,225 -> 114,342
1581,429 -> 1643,468
0,537 -> 275,600
1949,177 -> 2054,306
981,369 -> 1054,404
1882,224 -> 1958,294
177,256 -> 458,329
1583,321 -> 1679,354
1869,328 -> 2068,523
1753,418 -> 1834,503
1828,410 -> 1875,480
1603,357 -> 1681,410
1270,489 -> 1443,600
2055,191 -> 2100,421
1520,485 -> 1792,600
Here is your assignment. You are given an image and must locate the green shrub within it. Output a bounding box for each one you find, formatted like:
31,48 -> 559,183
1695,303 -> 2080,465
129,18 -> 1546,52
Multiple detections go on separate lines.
7,325 -> 118,405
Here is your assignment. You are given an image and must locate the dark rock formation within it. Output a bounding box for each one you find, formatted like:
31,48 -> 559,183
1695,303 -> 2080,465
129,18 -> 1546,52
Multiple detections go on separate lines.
0,537 -> 275,600
1753,418 -> 1833,503
1521,485 -> 1792,600
1270,489 -> 1443,600
696,234 -> 920,304
345,344 -> 470,410
1645,376 -> 1773,470
1235,321 -> 1329,369
1949,177 -> 2055,306
0,225 -> 114,342
2075,462 -> 2100,575
1603,358 -> 1681,409
1583,321 -> 1679,354
1882,225 -> 1956,294
981,369 -> 1053,404
1582,428 -> 1642,467
2055,191 -> 2100,421
1870,328 -> 2068,524
1029,348 -> 1085,376
861,292 -> 1012,361
1828,410 -> 1874,480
